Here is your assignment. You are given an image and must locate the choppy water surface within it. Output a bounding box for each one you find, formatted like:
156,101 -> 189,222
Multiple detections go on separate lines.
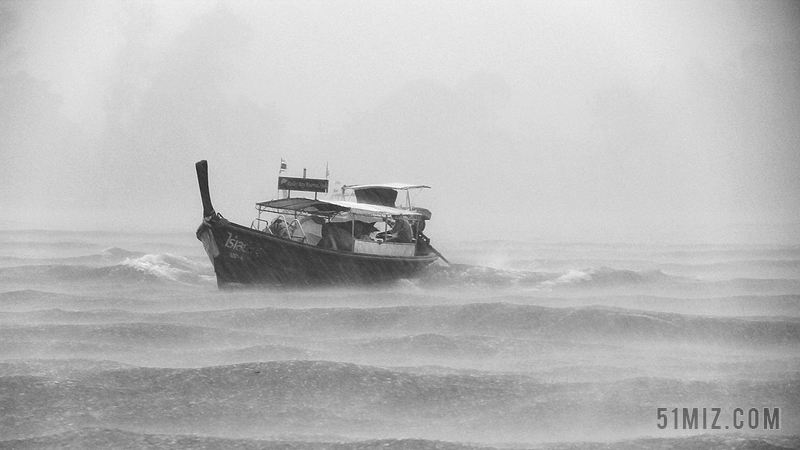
1,230 -> 798,449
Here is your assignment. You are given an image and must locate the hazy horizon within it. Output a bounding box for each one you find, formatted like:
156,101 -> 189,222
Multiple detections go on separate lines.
1,0 -> 799,244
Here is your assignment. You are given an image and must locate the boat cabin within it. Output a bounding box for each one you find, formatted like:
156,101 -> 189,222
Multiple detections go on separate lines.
251,183 -> 432,257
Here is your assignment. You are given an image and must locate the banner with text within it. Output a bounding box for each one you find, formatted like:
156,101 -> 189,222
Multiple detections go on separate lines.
278,177 -> 329,193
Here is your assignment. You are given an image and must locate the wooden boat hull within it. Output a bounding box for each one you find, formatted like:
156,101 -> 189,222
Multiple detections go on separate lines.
197,217 -> 438,288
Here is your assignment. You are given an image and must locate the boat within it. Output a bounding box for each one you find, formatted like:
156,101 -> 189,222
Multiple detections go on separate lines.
194,160 -> 441,288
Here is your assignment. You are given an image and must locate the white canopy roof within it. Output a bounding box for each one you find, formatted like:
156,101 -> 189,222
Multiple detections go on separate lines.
257,197 -> 422,220
343,183 -> 430,191
328,199 -> 421,218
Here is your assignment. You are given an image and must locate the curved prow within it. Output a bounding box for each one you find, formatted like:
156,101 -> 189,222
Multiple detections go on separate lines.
195,160 -> 216,218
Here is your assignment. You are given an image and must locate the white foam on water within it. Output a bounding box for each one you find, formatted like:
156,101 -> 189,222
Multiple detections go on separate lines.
539,269 -> 592,287
120,254 -> 202,282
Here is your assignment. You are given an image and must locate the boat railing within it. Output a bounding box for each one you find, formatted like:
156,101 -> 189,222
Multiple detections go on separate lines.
287,218 -> 307,243
252,205 -> 271,232
252,211 -> 308,243
251,217 -> 270,232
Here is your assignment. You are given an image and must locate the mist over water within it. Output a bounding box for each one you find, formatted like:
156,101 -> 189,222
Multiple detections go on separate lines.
1,0 -> 799,240
1,231 -> 799,448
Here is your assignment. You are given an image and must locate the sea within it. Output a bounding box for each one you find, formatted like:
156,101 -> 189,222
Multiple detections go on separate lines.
1,229 -> 799,449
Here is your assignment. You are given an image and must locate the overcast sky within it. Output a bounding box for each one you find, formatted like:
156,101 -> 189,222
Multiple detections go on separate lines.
1,0 -> 798,243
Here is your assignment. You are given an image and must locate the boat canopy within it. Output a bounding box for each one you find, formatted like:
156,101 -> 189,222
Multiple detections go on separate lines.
256,197 -> 423,220
343,183 -> 431,191
342,183 -> 431,208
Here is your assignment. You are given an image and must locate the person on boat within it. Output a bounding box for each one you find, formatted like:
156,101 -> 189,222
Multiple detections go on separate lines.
411,216 -> 425,237
353,220 -> 379,240
268,217 -> 291,239
378,215 -> 413,243
317,222 -> 355,251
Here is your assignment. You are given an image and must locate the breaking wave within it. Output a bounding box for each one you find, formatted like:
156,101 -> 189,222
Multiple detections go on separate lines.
417,264 -> 686,290
120,253 -> 212,283
415,264 -> 800,296
537,266 -> 681,287
0,246 -> 144,268
0,253 -> 213,286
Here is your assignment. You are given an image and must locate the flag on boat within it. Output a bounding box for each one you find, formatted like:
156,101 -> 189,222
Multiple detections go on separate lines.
326,162 -> 330,179
280,159 -> 287,172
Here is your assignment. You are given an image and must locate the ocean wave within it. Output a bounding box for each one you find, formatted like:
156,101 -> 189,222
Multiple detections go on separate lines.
4,428 -> 800,450
0,428 -> 501,450
415,264 -> 692,291
0,246 -> 145,268
418,263 -> 555,287
0,323 -> 266,349
5,299 -> 799,349
120,253 -> 212,283
348,333 -> 505,359
28,303 -> 789,348
416,263 -> 800,297
0,289 -> 166,313
0,264 -> 161,284
5,255 -> 788,293
0,359 -> 134,378
3,361 -> 798,443
536,266 -> 686,289
0,253 -> 213,286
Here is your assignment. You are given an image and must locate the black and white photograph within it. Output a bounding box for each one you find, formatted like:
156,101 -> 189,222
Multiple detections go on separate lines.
1,1 -> 799,448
